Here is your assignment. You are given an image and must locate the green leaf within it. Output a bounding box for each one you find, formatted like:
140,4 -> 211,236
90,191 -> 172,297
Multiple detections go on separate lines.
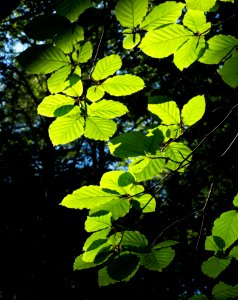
181,95 -> 206,126
47,65 -> 72,94
107,253 -> 140,281
139,24 -> 191,58
56,0 -> 92,22
102,74 -> 145,96
205,236 -> 226,251
108,131 -> 146,158
123,29 -> 141,49
83,243 -> 112,263
140,1 -> 185,31
158,124 -> 182,141
115,0 -> 148,28
86,86 -> 105,102
100,170 -> 136,194
54,25 -> 84,54
219,52 -> 238,88
212,282 -> 238,299
183,9 -> 207,33
98,267 -> 117,287
17,45 -> 70,74
25,14 -> 71,40
60,185 -> 117,210
233,194 -> 238,208
229,245 -> 238,260
120,231 -> 148,248
90,199 -> 131,220
84,117 -> 117,141
85,212 -> 112,232
188,295 -> 208,300
133,193 -> 156,213
199,35 -> 238,64
83,229 -> 111,251
92,54 -> 122,81
185,0 -> 216,12
148,99 -> 180,125
88,100 -> 128,118
174,35 -> 206,70
165,142 -> 192,172
212,210 -> 238,250
49,107 -> 85,145
63,75 -> 83,97
145,128 -> 164,154
141,247 -> 175,271
153,240 -> 179,249
38,94 -> 75,117
73,254 -> 97,270
201,256 -> 231,278
72,41 -> 93,63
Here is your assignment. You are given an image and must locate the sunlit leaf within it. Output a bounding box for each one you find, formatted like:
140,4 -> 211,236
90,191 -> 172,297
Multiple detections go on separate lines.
98,266 -> 117,287
183,9 -> 207,33
88,100 -> 128,118
148,100 -> 180,125
47,65 -> 72,94
122,29 -> 140,49
85,212 -> 112,232
84,117 -> 117,141
102,74 -> 145,96
92,54 -> 122,81
165,142 -> 192,172
140,1 -> 185,31
185,0 -> 216,12
233,193 -> 238,208
56,0 -> 91,21
63,75 -> 83,97
141,247 -> 175,271
73,254 -> 97,270
219,52 -> 238,88
181,95 -> 206,126
115,0 -> 148,28
133,193 -> 156,213
86,85 -> 105,102
60,185 -> 117,209
72,41 -> 93,63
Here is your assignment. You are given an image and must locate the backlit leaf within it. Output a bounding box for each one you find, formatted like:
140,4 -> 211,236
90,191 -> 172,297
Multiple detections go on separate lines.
56,0 -> 91,21
88,100 -> 128,118
47,65 -> 72,94
92,54 -> 122,81
181,95 -> 206,126
72,41 -> 93,63
85,212 -> 112,232
185,0 -> 216,12
219,52 -> 238,88
86,85 -> 105,102
148,100 -> 180,125
122,29 -> 140,49
84,117 -> 117,141
141,247 -> 175,271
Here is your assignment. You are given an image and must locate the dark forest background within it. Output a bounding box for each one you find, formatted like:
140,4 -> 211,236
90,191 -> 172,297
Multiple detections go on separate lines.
1,1 -> 238,299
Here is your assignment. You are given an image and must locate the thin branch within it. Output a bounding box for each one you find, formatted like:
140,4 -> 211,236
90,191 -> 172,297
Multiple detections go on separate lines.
196,182 -> 214,251
221,132 -> 238,157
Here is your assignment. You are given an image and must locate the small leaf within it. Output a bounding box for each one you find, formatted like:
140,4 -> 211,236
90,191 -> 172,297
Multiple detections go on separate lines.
233,194 -> 238,208
183,9 -> 207,33
73,254 -> 97,270
56,0 -> 92,22
85,212 -> 112,232
72,41 -> 93,63
86,85 -> 105,102
98,267 -> 117,287
201,256 -> 231,278
63,75 -> 83,97
205,236 -> 225,252
115,0 -> 148,28
181,95 -> 206,126
88,100 -> 128,118
229,245 -> 238,260
17,45 -> 70,74
84,117 -> 117,141
49,107 -> 85,145
133,193 -> 156,213
102,74 -> 145,96
219,52 -> 238,88
92,54 -> 122,81
83,229 -> 111,251
123,29 -> 140,49
153,240 -> 179,249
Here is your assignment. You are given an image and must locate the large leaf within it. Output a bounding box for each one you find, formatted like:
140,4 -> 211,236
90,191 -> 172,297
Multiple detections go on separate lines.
83,229 -> 111,251
115,0 -> 148,28
62,75 -> 83,97
212,282 -> 238,299
92,54 -> 122,81
107,253 -> 140,281
199,35 -> 238,64
108,131 -> 146,158
181,95 -> 206,126
185,0 -> 216,12
88,100 -> 128,118
47,65 -> 72,94
60,185 -> 117,209
140,2 -> 185,31
219,52 -> 238,88
49,107 -> 85,145
139,24 -> 191,58
85,212 -> 112,232
148,100 -> 180,125
183,9 -> 207,33
98,267 -> 117,287
17,45 -> 70,74
201,256 -> 231,278
120,231 -> 148,248
38,94 -> 75,117
25,14 -> 70,40
54,25 -> 84,54
141,247 -> 175,271
84,117 -> 117,141
56,0 -> 91,21
212,210 -> 238,250
102,74 -> 145,96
